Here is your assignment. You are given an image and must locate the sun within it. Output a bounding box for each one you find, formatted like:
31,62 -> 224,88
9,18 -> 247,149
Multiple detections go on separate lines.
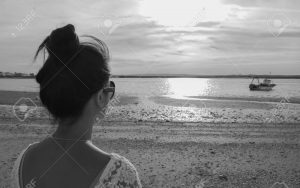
139,0 -> 229,27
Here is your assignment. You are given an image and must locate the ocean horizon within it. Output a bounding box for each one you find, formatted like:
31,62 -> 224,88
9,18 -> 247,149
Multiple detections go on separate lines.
0,78 -> 299,101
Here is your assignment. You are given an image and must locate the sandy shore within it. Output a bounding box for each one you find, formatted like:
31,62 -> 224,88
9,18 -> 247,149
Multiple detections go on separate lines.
1,90 -> 300,187
0,119 -> 300,188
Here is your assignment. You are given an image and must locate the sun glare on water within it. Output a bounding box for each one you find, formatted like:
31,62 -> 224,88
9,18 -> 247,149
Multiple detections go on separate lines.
139,0 -> 230,26
166,78 -> 211,99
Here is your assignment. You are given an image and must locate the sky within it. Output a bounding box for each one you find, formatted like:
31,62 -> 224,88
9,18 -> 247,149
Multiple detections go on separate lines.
0,0 -> 300,75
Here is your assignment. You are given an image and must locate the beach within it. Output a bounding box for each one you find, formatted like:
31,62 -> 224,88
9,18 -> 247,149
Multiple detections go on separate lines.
0,90 -> 300,187
1,120 -> 300,187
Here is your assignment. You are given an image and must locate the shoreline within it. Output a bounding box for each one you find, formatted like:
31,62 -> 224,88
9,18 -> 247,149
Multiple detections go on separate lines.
0,90 -> 139,106
2,75 -> 300,79
1,90 -> 300,124
1,90 -> 300,106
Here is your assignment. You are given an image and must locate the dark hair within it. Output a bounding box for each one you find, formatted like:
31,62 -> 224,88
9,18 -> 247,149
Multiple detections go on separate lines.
34,24 -> 110,121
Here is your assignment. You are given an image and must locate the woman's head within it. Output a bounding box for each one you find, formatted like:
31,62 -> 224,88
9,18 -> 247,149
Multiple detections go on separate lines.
34,24 -> 114,122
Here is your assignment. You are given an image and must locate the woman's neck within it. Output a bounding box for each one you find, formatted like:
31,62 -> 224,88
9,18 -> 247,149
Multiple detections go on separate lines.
53,126 -> 92,141
51,99 -> 100,142
53,115 -> 94,141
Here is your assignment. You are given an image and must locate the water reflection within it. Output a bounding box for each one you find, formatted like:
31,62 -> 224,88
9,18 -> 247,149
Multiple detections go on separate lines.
166,78 -> 211,99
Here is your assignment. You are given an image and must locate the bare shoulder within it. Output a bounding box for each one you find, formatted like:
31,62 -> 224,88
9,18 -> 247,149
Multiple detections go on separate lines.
85,141 -> 111,161
21,139 -> 113,187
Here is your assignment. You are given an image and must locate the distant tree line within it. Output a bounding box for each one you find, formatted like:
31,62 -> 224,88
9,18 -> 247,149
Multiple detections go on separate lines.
0,71 -> 35,78
0,71 -> 299,79
112,74 -> 300,79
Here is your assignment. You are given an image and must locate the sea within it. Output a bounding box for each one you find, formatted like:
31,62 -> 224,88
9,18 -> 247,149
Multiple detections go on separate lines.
0,78 -> 299,103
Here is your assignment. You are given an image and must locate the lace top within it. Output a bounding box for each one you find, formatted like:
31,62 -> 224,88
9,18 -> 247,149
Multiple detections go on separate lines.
10,143 -> 142,188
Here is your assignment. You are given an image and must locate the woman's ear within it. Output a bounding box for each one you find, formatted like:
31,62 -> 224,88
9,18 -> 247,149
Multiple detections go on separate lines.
96,89 -> 104,108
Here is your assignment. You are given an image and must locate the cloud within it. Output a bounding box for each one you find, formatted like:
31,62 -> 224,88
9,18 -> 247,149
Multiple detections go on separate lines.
0,0 -> 299,75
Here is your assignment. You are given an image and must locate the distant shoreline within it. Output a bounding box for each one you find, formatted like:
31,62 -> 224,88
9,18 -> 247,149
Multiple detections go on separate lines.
112,75 -> 300,79
1,75 -> 300,79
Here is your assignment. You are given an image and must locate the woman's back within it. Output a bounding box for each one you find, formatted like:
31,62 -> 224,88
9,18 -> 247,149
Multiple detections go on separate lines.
12,139 -> 142,188
21,138 -> 110,188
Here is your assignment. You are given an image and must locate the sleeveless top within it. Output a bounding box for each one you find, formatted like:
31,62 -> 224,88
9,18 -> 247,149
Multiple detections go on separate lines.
10,142 -> 142,188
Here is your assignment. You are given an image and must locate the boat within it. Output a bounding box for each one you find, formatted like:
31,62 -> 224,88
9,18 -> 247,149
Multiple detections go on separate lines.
249,77 -> 276,91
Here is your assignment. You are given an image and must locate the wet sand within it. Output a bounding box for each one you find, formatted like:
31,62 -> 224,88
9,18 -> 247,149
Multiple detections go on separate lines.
0,90 -> 139,107
1,90 -> 300,124
0,120 -> 299,188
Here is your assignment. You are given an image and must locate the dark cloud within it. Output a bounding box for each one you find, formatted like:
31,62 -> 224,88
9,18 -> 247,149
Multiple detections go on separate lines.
222,0 -> 300,10
196,21 -> 221,27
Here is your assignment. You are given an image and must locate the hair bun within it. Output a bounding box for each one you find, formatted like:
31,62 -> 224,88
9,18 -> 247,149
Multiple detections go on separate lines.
47,24 -> 79,58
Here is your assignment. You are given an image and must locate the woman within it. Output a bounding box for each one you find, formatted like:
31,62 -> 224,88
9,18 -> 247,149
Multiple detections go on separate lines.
10,24 -> 142,188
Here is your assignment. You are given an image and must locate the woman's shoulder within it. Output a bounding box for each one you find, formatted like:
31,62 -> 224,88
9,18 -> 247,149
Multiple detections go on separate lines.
96,153 -> 142,188
105,153 -> 139,178
10,142 -> 40,188
110,153 -> 137,170
13,141 -> 40,167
